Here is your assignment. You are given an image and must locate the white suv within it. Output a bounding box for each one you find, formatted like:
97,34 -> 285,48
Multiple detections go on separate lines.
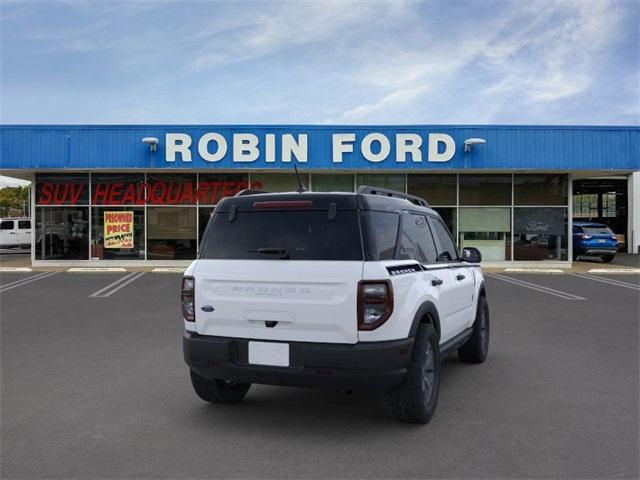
182,186 -> 489,424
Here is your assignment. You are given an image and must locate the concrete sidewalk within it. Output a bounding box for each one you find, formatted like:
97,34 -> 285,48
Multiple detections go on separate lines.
2,249 -> 638,274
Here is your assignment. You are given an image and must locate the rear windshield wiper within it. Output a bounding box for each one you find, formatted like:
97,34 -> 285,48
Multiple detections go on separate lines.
249,247 -> 290,259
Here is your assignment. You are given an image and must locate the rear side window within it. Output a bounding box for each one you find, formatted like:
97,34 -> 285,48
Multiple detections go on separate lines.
18,220 -> 31,229
361,211 -> 399,261
200,210 -> 363,260
1,221 -> 14,230
429,217 -> 459,262
396,213 -> 438,264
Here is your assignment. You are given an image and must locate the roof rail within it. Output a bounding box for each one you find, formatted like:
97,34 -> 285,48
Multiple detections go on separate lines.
357,185 -> 429,207
234,189 -> 269,196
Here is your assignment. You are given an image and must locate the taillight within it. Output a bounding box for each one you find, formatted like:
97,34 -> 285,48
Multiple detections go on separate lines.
181,276 -> 195,322
357,280 -> 393,330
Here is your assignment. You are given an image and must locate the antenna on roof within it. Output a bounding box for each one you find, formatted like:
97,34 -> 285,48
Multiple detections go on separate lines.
294,165 -> 307,193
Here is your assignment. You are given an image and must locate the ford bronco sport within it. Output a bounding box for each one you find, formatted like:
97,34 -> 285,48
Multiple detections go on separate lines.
182,186 -> 489,424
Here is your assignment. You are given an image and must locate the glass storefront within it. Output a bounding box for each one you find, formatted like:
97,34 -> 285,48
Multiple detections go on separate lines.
514,207 -> 568,261
312,174 -> 354,192
34,172 -> 571,262
356,174 -> 405,192
35,207 -> 89,260
459,207 -> 512,261
147,207 -> 197,260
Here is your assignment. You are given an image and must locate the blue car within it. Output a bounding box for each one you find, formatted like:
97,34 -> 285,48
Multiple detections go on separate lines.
572,222 -> 618,262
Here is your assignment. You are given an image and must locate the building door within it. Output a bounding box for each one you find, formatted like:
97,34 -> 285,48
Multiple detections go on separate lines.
573,178 -> 627,251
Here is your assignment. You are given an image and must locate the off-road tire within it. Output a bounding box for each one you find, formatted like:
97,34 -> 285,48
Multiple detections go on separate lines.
189,370 -> 251,404
388,323 -> 440,424
458,295 -> 489,363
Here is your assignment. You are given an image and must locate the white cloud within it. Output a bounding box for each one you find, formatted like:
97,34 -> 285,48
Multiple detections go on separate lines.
334,85 -> 429,122
1,0 -> 636,125
0,176 -> 31,188
333,0 -> 630,123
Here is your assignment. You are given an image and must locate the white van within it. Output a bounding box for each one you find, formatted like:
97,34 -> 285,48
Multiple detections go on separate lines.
0,217 -> 32,249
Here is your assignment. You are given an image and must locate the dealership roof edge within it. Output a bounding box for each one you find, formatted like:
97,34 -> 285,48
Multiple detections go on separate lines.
1,124 -> 639,171
1,123 -> 639,130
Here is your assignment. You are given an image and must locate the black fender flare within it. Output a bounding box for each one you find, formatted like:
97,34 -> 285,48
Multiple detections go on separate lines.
478,280 -> 486,298
408,301 -> 442,340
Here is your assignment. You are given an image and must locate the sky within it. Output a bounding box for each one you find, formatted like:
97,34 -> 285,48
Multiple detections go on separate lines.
0,0 -> 639,127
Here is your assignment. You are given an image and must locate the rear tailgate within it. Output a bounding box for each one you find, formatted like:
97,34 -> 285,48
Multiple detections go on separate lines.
581,226 -> 618,248
194,194 -> 364,344
194,260 -> 362,343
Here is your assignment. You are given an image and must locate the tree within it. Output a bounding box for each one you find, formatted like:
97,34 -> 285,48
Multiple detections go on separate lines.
0,186 -> 29,217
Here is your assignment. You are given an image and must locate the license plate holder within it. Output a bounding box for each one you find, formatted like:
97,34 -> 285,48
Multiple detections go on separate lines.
248,341 -> 290,367
597,239 -> 606,243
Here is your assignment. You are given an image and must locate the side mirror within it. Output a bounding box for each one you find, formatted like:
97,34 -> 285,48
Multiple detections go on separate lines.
462,247 -> 482,263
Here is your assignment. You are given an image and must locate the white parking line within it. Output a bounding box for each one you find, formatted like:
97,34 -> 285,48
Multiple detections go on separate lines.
0,272 -> 59,293
90,272 -> 146,298
487,273 -> 586,300
570,273 -> 640,291
68,267 -> 127,273
587,268 -> 640,274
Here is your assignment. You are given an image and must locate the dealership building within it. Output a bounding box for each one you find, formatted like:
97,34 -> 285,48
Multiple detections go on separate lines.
1,125 -> 638,267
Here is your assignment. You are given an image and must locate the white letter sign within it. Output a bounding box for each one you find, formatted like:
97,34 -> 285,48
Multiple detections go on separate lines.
428,133 -> 455,162
233,134 -> 259,162
198,133 -> 227,163
166,133 -> 192,162
332,134 -> 355,163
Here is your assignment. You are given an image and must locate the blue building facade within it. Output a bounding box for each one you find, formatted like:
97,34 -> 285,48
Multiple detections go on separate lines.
1,125 -> 638,265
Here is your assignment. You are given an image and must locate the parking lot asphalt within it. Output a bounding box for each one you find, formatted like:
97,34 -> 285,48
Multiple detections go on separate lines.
1,271 -> 638,479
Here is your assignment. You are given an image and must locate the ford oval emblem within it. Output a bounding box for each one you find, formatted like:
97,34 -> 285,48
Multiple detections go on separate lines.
201,305 -> 215,312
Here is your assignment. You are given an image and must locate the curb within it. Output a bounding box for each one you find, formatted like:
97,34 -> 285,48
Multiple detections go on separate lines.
503,268 -> 565,274
67,267 -> 127,273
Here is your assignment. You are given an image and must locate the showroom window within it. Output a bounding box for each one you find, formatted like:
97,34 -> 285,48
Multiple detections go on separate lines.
459,207 -> 511,261
198,173 -> 250,205
32,172 -> 570,263
147,207 -> 197,260
91,173 -> 146,205
514,174 -> 568,206
250,173 -> 310,193
35,207 -> 89,260
36,174 -> 89,205
147,173 -> 197,205
357,174 -> 405,192
459,174 -> 511,205
91,208 -> 145,260
407,174 -> 456,206
514,208 -> 568,261
311,174 -> 355,192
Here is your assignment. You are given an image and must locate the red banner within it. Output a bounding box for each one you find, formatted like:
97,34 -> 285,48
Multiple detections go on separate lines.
37,180 -> 263,205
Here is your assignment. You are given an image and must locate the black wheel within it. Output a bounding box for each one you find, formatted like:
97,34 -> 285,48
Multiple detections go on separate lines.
458,296 -> 490,363
189,370 -> 251,404
388,323 -> 440,424
601,255 -> 614,263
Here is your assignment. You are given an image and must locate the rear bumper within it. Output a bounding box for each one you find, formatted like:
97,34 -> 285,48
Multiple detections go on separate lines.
183,331 -> 413,392
580,248 -> 617,256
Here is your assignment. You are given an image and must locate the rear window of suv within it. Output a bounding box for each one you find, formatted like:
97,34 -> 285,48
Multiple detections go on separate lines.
200,210 -> 363,260
581,226 -> 614,235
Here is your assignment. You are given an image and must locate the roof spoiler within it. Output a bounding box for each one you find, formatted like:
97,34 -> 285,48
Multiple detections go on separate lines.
357,186 -> 429,207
